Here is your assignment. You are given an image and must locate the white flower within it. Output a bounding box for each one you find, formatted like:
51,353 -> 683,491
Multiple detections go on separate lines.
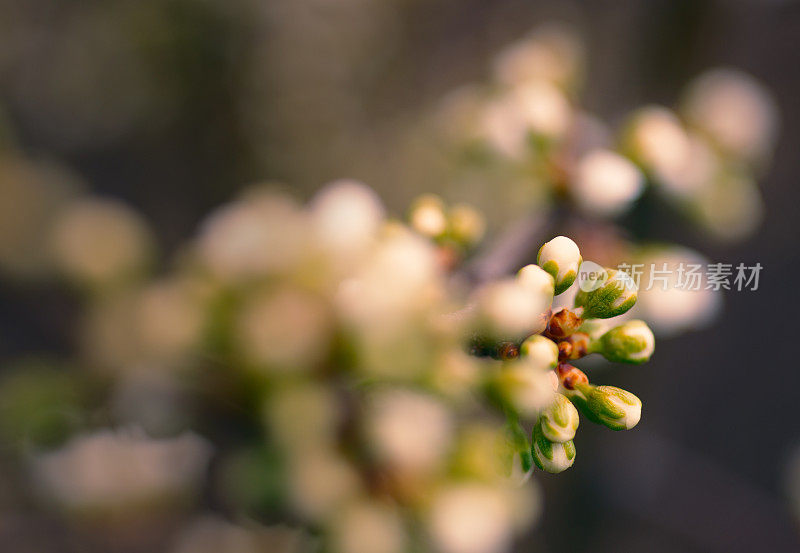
428,484 -> 514,553
135,278 -> 207,363
311,179 -> 385,260
511,81 -> 572,139
693,171 -> 763,241
682,68 -> 778,162
409,194 -> 447,238
336,228 -> 442,330
497,364 -> 556,418
365,389 -> 453,475
50,197 -> 152,286
656,133 -> 720,199
237,286 -> 332,371
33,428 -> 210,511
171,516 -> 308,553
330,500 -> 407,553
449,203 -> 486,245
196,190 -> 308,282
492,24 -> 584,90
479,97 -> 529,159
288,449 -> 361,522
626,106 -> 691,180
479,82 -> 572,158
265,381 -> 341,454
572,149 -> 644,216
0,157 -> 78,277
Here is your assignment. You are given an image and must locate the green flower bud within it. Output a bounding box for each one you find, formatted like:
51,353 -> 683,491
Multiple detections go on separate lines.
566,384 -> 642,431
519,335 -> 559,370
538,393 -> 579,443
531,423 -> 576,473
537,236 -> 582,295
574,268 -> 637,319
592,320 -> 655,364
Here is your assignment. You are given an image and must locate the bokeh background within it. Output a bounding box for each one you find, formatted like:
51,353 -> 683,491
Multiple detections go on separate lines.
1,0 -> 800,552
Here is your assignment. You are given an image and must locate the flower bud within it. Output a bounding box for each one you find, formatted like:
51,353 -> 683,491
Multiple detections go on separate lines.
545,308 -> 583,339
573,268 -> 637,319
493,364 -> 555,419
409,194 -> 447,238
537,236 -> 582,295
519,335 -> 558,370
531,423 -> 575,473
538,393 -> 579,443
474,278 -> 551,339
572,149 -> 644,217
592,320 -> 655,364
448,203 -> 486,246
566,384 -> 641,431
556,363 -> 588,391
516,264 -> 555,302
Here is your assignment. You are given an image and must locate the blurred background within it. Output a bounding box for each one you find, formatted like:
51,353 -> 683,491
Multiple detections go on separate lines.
1,0 -> 800,552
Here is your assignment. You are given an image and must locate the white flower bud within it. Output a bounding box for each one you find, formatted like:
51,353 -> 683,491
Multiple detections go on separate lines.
428,484 -> 514,553
531,423 -> 575,473
50,198 -> 153,286
682,68 -> 778,162
538,393 -> 579,443
511,82 -> 572,140
593,320 -> 655,364
537,236 -> 582,295
311,180 -> 385,259
492,24 -> 584,90
693,171 -> 763,241
574,268 -> 637,319
566,384 -> 642,431
519,335 -> 558,370
365,390 -> 453,475
448,203 -> 486,246
330,500 -> 407,553
475,278 -> 551,339
516,263 -> 556,300
624,106 -> 691,179
572,149 -> 644,216
495,364 -> 556,419
409,194 -> 447,238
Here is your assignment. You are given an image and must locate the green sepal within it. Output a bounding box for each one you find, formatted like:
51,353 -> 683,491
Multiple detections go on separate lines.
531,422 -> 576,473
574,269 -> 637,319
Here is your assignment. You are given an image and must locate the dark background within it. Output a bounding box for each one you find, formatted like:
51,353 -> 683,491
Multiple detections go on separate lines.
1,0 -> 799,551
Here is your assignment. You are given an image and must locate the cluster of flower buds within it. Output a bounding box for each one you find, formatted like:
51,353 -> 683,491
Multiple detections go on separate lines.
438,28 -> 777,239
477,236 -> 653,474
408,194 -> 486,269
